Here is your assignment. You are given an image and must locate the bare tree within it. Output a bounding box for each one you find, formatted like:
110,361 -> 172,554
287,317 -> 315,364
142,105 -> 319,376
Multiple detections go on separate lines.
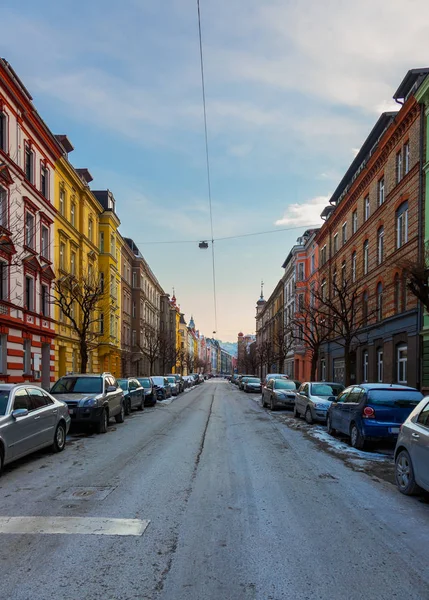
139,326 -> 161,376
272,322 -> 294,374
176,348 -> 186,375
184,351 -> 195,374
313,276 -> 375,386
52,271 -> 104,373
402,246 -> 429,312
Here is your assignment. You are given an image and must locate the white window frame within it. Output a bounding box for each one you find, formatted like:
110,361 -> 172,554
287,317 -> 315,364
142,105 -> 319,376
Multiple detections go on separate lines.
342,222 -> 347,246
25,211 -> 35,249
70,201 -> 76,227
397,344 -> 407,384
41,225 -> 49,259
351,252 -> 357,283
25,275 -> 34,311
333,233 -> 338,253
59,187 -> 65,216
378,178 -> 385,206
377,349 -> 383,383
404,142 -> 410,175
59,242 -> 66,270
377,227 -> 384,265
23,339 -> 32,374
41,283 -> 49,317
364,196 -> 370,221
397,208 -> 408,248
396,151 -> 402,184
352,211 -> 358,235
0,260 -> 8,301
363,241 -> 369,275
363,351 -> 369,383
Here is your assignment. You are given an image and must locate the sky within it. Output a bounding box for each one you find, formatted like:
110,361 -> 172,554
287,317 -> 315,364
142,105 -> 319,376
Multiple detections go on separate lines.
2,0 -> 429,341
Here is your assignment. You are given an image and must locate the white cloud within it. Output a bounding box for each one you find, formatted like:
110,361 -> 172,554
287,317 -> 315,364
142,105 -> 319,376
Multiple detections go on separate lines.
275,196 -> 330,227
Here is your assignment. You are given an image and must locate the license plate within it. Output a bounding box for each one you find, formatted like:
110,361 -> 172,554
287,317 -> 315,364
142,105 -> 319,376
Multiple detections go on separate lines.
69,408 -> 74,415
389,427 -> 400,434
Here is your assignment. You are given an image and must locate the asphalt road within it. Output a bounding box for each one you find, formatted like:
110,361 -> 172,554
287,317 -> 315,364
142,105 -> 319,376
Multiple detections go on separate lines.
0,381 -> 428,600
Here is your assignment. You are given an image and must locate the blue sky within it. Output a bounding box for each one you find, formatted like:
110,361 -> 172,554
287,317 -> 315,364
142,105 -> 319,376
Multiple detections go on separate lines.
2,0 -> 429,341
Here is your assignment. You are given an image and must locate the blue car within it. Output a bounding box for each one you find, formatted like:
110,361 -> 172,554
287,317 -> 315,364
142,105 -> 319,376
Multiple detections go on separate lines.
326,384 -> 423,449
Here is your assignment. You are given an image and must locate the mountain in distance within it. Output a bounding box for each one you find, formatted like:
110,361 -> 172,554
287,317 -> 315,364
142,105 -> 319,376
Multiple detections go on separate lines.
219,341 -> 238,357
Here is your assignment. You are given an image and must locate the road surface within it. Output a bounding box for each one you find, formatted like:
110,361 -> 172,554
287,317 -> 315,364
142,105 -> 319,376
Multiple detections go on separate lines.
0,380 -> 428,600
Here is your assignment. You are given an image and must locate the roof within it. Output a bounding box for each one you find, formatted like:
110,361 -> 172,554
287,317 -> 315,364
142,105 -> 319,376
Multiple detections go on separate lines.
55,135 -> 74,154
393,68 -> 429,102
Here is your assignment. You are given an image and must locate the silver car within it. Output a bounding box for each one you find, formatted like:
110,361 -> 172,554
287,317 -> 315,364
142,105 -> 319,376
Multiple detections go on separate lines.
294,382 -> 345,424
394,397 -> 429,495
0,384 -> 71,473
166,376 -> 179,396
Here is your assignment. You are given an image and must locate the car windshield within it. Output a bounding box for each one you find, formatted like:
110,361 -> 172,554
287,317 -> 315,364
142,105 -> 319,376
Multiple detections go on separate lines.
117,380 -> 129,391
138,379 -> 152,388
275,380 -> 296,390
152,377 -> 164,385
247,378 -> 260,383
367,389 -> 423,406
51,377 -> 102,394
312,384 -> 343,397
167,377 -> 176,383
0,390 -> 10,415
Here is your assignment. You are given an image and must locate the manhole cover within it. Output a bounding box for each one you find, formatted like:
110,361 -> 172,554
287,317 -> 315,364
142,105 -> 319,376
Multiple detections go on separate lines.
56,486 -> 115,501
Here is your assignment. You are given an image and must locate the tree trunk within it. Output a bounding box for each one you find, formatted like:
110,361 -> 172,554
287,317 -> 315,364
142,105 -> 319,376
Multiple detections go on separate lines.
344,343 -> 352,386
80,340 -> 88,374
310,349 -> 318,381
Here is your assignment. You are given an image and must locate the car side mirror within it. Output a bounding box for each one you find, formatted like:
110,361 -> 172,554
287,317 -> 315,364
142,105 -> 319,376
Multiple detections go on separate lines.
106,385 -> 116,393
12,408 -> 29,419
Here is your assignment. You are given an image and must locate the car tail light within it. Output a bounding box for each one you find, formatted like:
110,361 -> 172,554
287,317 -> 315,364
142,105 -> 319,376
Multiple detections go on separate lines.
363,406 -> 375,419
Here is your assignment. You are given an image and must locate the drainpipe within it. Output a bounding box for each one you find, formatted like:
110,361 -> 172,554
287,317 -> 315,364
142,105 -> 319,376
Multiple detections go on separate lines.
417,102 -> 425,390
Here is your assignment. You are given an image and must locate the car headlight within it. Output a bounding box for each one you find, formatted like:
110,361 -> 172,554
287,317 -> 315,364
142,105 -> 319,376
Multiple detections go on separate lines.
314,403 -> 327,409
83,398 -> 98,407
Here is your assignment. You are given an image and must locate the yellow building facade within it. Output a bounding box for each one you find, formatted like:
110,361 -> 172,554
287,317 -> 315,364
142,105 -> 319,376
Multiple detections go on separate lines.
53,140 -> 103,378
92,190 -> 122,378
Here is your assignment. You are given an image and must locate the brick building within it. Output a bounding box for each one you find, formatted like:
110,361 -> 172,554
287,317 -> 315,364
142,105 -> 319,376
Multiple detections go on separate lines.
316,81 -> 423,387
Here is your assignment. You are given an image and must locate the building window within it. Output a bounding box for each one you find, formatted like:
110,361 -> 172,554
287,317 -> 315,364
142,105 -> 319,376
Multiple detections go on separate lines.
394,274 -> 401,314
0,112 -> 7,152
25,144 -> 34,183
376,282 -> 383,321
298,294 -> 304,312
311,253 -> 315,273
396,202 -> 408,248
342,222 -> 347,246
132,330 -> 137,346
41,284 -> 49,317
364,196 -> 370,222
110,234 -> 115,257
396,151 -> 402,184
297,262 -> 304,281
377,349 -> 383,383
321,278 -> 326,301
404,142 -> 410,175
351,252 -> 357,283
70,251 -> 76,276
88,218 -> 93,242
333,233 -> 338,253
25,211 -> 35,249
363,351 -> 369,383
70,201 -> 76,227
378,178 -> 385,206
341,261 -> 346,286
41,165 -> 48,198
0,186 -> 8,228
320,358 -> 326,381
99,312 -> 104,334
320,245 -> 327,266
377,226 -> 384,265
132,301 -> 136,318
0,261 -> 7,301
100,272 -> 104,292
352,210 -> 358,235
59,242 -> 66,270
397,344 -> 407,384
88,263 -> 94,284
25,276 -> 34,311
363,240 -> 369,275
362,291 -> 368,326
24,339 -> 31,374
99,232 -> 104,253
332,269 -> 337,295
59,187 -> 65,215
41,225 -> 49,259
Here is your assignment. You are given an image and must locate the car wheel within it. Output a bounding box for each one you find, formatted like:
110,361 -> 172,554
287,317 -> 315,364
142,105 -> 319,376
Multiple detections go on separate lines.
0,445 -> 4,475
125,399 -> 131,416
293,405 -> 300,418
96,408 -> 108,434
270,396 -> 276,411
326,415 -> 335,435
305,407 -> 313,425
115,402 -> 125,424
350,423 -> 365,450
395,449 -> 421,495
52,422 -> 66,453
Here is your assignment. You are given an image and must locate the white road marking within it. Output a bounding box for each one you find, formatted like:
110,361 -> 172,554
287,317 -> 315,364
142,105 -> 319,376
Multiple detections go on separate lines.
0,516 -> 150,536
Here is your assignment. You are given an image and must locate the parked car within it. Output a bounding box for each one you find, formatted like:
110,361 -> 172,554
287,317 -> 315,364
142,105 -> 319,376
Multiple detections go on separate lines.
294,382 -> 345,424
262,378 -> 299,410
239,375 -> 256,390
50,373 -> 125,433
198,374 -> 205,383
137,377 -> 156,406
394,397 -> 429,495
0,384 -> 71,473
166,376 -> 179,396
327,384 -> 424,450
150,376 -> 172,400
231,374 -> 240,385
243,377 -> 262,393
166,374 -> 185,393
263,373 -> 289,387
117,378 -> 144,414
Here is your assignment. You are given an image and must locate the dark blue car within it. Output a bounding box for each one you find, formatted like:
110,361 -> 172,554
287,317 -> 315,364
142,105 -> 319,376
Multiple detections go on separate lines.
326,384 -> 423,449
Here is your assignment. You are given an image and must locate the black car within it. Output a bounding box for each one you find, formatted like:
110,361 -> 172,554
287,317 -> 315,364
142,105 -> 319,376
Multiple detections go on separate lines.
137,377 -> 156,407
150,376 -> 172,400
117,378 -> 144,414
166,373 -> 185,393
50,372 -> 125,433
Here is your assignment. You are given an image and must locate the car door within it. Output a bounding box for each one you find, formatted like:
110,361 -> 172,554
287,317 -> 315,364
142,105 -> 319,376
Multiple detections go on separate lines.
6,388 -> 38,459
129,379 -> 139,408
26,387 -> 57,446
297,383 -> 309,413
265,379 -> 273,403
106,376 -> 120,416
340,387 -> 364,435
330,388 -> 351,432
413,401 -> 429,489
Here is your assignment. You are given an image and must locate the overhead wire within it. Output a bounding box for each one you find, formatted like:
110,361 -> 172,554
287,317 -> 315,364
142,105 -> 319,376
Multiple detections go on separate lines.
196,0 -> 218,333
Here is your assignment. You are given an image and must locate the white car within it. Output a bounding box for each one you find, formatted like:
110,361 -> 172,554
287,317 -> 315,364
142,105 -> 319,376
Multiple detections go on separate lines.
294,382 -> 345,424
